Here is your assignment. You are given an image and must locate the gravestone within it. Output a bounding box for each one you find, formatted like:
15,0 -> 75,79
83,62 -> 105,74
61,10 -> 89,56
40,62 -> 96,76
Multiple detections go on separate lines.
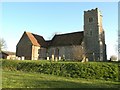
55,57 -> 57,62
47,57 -> 49,60
21,56 -> 24,60
52,55 -> 54,61
59,56 -> 61,60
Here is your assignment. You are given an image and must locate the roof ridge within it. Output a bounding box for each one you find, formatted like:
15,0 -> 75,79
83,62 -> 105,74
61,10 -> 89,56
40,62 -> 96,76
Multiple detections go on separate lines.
32,33 -> 43,37
55,31 -> 83,36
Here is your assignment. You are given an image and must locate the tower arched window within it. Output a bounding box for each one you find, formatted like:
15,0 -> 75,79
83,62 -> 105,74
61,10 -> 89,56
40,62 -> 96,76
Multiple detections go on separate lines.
89,17 -> 93,23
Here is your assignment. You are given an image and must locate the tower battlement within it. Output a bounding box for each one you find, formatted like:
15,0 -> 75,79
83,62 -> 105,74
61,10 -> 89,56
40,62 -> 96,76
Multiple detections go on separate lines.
84,8 -> 102,15
84,8 -> 98,13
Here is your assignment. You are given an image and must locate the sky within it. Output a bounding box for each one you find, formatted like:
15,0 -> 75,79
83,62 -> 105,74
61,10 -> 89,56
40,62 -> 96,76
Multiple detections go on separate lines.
1,2 -> 118,59
118,2 -> 120,59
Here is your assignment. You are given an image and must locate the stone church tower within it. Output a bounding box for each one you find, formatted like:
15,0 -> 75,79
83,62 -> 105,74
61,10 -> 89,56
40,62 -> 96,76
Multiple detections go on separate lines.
84,8 -> 107,61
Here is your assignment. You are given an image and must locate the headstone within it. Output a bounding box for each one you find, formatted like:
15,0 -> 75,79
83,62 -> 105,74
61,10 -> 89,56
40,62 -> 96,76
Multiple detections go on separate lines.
18,57 -> 21,60
86,58 -> 88,62
62,55 -> 65,61
55,57 -> 57,62
81,57 -> 85,62
21,56 -> 24,60
59,56 -> 61,60
47,57 -> 49,60
52,55 -> 54,61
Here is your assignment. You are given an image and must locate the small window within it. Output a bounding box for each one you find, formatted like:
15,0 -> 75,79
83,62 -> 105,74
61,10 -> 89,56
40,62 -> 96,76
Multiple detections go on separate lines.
89,17 -> 93,23
90,31 -> 92,36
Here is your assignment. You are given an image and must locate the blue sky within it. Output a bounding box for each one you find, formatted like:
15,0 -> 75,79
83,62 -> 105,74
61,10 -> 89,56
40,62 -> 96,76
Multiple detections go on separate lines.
1,2 -> 118,59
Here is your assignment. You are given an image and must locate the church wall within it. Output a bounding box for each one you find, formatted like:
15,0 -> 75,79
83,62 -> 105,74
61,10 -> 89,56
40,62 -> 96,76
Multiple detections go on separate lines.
47,45 -> 83,61
16,33 -> 33,60
38,47 -> 47,59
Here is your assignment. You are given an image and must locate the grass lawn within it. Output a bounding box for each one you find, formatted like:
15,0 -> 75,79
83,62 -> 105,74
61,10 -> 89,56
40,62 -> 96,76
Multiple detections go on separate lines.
2,70 -> 120,88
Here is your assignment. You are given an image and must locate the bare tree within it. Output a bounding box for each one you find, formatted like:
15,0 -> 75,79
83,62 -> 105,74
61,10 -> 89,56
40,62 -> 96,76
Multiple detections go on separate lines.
0,38 -> 7,52
72,41 -> 85,62
72,45 -> 84,61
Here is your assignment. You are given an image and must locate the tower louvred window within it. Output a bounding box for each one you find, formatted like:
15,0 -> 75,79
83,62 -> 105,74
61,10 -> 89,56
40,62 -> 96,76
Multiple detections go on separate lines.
89,17 -> 93,22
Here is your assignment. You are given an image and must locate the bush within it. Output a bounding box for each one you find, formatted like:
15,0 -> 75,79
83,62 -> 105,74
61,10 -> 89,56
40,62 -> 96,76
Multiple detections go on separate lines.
2,60 -> 119,81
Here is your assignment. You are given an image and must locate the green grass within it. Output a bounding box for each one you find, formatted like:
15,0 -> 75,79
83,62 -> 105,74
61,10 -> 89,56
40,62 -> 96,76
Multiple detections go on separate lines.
2,70 -> 120,88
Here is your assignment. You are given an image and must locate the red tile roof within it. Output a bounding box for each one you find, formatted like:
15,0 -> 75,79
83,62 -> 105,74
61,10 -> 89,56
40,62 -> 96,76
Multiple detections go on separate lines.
32,33 -> 46,47
26,32 -> 40,46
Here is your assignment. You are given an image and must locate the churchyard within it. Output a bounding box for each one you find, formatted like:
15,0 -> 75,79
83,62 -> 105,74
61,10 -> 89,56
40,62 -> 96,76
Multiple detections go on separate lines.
1,59 -> 120,88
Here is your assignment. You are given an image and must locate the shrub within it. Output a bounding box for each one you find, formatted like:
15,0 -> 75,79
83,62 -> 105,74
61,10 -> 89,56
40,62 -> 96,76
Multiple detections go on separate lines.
2,60 -> 119,81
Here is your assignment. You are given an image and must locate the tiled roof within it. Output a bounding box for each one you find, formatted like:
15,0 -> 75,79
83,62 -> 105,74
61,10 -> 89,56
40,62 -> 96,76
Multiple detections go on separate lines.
25,31 -> 84,47
50,31 -> 84,46
2,51 -> 15,55
32,34 -> 46,47
26,32 -> 40,46
45,40 -> 51,48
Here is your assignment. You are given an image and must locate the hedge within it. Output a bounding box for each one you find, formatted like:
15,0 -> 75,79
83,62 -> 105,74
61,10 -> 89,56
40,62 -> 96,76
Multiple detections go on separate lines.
2,60 -> 119,81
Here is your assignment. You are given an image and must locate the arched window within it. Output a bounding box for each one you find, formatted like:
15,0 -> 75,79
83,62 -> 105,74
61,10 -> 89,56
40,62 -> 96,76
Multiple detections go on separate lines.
90,31 -> 92,36
89,17 -> 93,23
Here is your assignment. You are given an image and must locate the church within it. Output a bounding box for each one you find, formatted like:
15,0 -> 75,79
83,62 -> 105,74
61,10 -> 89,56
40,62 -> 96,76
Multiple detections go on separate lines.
16,8 -> 107,61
